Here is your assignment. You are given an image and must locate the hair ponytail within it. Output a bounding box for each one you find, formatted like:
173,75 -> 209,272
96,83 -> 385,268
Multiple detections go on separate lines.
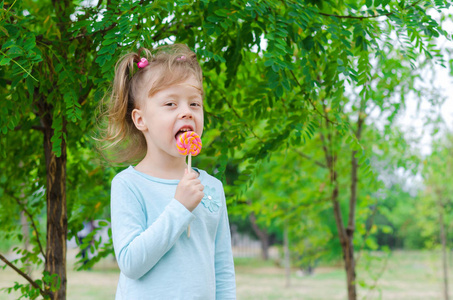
98,51 -> 147,163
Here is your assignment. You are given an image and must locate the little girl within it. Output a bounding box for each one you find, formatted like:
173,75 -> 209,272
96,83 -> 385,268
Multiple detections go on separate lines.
102,44 -> 236,299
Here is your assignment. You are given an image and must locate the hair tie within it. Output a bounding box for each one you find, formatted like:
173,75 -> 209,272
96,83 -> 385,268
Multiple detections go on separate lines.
176,55 -> 186,61
137,58 -> 149,69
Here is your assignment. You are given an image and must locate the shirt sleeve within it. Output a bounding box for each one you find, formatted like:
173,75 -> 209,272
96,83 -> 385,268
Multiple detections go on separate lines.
214,186 -> 237,299
111,177 -> 195,280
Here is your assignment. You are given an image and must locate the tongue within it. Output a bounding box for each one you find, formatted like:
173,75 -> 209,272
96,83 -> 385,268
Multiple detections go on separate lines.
176,131 -> 190,141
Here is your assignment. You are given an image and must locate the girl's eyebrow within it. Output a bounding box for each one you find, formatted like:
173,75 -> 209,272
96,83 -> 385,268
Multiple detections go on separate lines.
164,92 -> 202,100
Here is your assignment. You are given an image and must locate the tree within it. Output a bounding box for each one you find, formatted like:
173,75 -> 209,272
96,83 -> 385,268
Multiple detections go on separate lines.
421,133 -> 453,300
210,2 -> 449,298
1,0 -> 450,299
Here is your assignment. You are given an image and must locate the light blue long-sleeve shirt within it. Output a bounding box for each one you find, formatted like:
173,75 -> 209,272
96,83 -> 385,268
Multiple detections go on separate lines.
110,166 -> 236,299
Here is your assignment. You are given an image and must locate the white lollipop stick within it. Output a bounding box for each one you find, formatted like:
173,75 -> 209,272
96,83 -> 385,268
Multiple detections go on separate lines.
176,132 -> 202,238
187,152 -> 192,237
188,153 -> 192,173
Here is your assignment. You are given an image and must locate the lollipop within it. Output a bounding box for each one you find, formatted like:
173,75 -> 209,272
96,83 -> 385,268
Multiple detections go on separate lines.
176,131 -> 202,239
177,131 -> 202,172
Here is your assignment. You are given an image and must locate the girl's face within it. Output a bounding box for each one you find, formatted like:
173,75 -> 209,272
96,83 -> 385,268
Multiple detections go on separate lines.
132,75 -> 204,161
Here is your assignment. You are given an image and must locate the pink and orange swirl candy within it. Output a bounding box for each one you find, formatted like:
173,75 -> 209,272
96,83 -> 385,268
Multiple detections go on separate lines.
176,131 -> 202,156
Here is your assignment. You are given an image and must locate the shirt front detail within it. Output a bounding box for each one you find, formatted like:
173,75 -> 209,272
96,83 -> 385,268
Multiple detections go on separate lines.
201,185 -> 221,213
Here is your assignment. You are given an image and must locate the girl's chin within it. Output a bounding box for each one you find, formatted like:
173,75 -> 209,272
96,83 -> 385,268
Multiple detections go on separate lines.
173,152 -> 187,159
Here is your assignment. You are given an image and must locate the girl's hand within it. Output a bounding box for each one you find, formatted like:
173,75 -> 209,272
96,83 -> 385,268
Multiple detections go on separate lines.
174,169 -> 204,212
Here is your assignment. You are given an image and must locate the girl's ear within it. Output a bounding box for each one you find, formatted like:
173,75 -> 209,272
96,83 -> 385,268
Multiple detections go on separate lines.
131,108 -> 147,131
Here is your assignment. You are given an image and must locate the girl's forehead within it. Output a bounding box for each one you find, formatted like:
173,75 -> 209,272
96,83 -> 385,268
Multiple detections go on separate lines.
145,65 -> 201,84
174,76 -> 202,89
147,74 -> 203,97
154,82 -> 203,99
175,75 -> 200,88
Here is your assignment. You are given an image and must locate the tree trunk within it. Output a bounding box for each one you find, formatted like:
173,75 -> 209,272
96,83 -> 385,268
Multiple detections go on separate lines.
43,0 -> 72,296
249,212 -> 270,260
439,201 -> 449,300
43,119 -> 67,299
284,223 -> 291,287
331,179 -> 357,300
320,115 -> 360,300
344,232 -> 357,300
342,106 -> 364,300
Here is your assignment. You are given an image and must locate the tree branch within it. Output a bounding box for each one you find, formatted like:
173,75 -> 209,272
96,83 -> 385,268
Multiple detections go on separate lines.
294,148 -> 327,169
361,252 -> 391,300
289,70 -> 338,125
319,114 -> 346,243
355,200 -> 379,264
13,125 -> 45,132
2,78 -> 12,85
78,83 -> 94,105
161,24 -> 195,40
70,6 -> 189,42
0,253 -> 48,298
12,195 -> 46,258
69,24 -> 116,41
347,100 -> 366,236
225,94 -> 328,168
248,211 -> 269,242
318,11 -> 392,20
32,125 -> 45,132
224,96 -> 263,142
318,0 -> 423,20
35,35 -> 53,45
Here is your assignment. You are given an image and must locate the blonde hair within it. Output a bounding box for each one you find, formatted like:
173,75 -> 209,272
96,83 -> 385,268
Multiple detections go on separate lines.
99,44 -> 203,164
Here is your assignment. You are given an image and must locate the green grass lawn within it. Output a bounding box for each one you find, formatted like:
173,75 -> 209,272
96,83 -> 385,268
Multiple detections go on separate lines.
234,250 -> 448,300
0,249 -> 450,299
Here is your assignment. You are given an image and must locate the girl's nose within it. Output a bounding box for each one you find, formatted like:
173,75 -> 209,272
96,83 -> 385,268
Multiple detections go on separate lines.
179,105 -> 193,119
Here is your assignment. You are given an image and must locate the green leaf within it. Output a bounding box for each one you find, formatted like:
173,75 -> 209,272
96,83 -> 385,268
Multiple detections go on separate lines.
214,9 -> 229,17
365,237 -> 379,250
0,56 -> 11,65
381,225 -> 393,234
206,16 -> 221,23
264,59 -> 274,67
95,54 -> 112,67
276,85 -> 283,98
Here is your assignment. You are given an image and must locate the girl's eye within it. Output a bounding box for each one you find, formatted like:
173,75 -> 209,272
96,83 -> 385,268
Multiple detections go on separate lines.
191,102 -> 202,107
165,103 -> 176,107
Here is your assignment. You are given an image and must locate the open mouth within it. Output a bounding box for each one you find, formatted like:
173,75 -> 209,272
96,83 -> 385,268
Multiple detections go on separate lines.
175,127 -> 194,141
